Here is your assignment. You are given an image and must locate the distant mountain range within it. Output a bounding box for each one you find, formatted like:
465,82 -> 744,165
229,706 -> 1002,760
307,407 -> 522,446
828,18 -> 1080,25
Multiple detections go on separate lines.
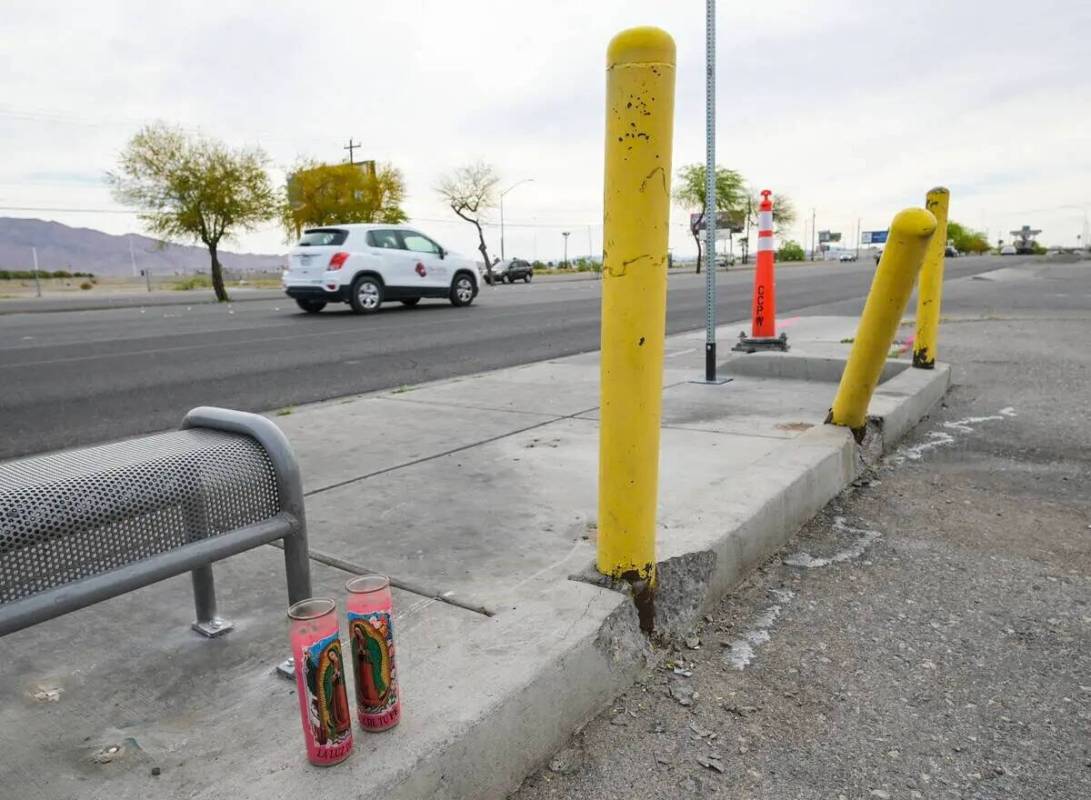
0,217 -> 286,276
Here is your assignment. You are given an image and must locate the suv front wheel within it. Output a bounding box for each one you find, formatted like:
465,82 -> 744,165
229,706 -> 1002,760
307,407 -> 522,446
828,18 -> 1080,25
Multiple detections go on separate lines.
450,273 -> 476,307
350,275 -> 383,314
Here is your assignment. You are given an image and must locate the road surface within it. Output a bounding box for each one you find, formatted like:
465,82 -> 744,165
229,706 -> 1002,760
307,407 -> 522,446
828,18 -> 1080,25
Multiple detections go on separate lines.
0,257 -> 1010,460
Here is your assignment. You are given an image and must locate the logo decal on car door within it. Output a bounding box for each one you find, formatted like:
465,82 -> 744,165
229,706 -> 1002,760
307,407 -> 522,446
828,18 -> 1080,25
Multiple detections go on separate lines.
415,262 -> 427,277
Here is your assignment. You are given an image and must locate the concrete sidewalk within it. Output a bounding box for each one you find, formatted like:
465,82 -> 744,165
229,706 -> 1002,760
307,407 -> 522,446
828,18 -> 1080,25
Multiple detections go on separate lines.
0,315 -> 949,800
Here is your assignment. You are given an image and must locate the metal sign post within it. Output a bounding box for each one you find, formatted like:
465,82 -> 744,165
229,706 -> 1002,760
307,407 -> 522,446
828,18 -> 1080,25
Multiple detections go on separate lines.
697,0 -> 727,385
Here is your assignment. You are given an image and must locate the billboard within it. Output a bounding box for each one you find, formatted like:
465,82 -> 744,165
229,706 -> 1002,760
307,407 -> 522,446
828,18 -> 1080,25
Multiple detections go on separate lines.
690,211 -> 745,234
861,230 -> 889,244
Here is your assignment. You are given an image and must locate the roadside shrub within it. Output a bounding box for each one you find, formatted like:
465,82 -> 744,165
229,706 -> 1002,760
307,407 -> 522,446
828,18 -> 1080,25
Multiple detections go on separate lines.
79,281 -> 93,290
778,240 -> 806,261
173,275 -> 213,291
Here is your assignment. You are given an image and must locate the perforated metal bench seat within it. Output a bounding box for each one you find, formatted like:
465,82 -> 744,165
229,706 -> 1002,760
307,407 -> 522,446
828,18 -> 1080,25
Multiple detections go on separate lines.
0,407 -> 311,638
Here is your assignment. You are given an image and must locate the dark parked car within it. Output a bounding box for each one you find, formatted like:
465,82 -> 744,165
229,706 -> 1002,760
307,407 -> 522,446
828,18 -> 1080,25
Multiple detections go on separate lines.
494,258 -> 533,284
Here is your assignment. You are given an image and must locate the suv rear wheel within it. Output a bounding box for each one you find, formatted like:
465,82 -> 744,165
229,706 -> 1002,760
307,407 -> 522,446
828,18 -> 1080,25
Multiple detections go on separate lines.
295,298 -> 327,313
350,275 -> 383,314
450,273 -> 476,307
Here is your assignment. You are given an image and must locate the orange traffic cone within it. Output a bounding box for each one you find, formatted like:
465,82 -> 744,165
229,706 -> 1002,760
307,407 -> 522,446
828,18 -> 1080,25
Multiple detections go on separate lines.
734,189 -> 789,352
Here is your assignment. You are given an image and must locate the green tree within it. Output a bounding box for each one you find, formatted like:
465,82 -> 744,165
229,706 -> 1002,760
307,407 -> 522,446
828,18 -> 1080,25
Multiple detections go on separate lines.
947,221 -> 990,254
108,123 -> 278,302
436,161 -> 500,284
283,160 -> 407,240
741,191 -> 798,262
673,164 -> 747,273
777,240 -> 805,261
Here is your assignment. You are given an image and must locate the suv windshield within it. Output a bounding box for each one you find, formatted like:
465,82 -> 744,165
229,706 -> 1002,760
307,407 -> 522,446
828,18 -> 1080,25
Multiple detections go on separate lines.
298,228 -> 348,247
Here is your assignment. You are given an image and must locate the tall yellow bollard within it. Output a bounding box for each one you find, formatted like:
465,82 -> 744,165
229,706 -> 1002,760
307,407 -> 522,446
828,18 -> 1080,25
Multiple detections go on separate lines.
598,27 -> 676,610
913,187 -> 950,369
829,208 -> 937,433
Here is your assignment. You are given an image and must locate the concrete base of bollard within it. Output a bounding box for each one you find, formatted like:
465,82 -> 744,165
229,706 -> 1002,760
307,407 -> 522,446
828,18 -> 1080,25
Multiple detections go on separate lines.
732,330 -> 790,353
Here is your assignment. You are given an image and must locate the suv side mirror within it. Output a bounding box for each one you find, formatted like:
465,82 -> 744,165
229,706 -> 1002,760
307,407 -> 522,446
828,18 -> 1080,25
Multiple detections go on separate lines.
438,247 -> 446,260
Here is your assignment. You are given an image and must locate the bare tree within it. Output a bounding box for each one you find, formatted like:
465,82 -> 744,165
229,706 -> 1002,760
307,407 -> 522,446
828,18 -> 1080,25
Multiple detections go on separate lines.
436,162 -> 500,284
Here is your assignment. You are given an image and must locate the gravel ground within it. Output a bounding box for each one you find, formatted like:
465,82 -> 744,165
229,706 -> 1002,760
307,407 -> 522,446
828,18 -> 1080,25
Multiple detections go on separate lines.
511,263 -> 1091,800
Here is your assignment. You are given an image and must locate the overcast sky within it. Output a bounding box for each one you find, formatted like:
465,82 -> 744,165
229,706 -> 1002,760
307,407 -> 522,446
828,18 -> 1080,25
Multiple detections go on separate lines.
2,0 -> 1088,262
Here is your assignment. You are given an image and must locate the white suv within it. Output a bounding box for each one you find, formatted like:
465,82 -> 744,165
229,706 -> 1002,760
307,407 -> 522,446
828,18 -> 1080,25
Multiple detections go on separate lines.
282,224 -> 482,314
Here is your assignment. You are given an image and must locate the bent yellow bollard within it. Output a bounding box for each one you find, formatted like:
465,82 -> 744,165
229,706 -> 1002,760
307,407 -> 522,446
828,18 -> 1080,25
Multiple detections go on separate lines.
829,208 -> 937,433
913,187 -> 950,369
598,27 -> 676,606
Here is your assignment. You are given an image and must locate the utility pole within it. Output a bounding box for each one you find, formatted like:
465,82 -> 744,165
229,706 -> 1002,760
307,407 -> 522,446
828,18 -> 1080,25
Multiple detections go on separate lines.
855,217 -> 861,259
562,231 -> 570,268
742,196 -> 752,264
129,237 -> 138,277
32,246 -> 41,298
344,138 -> 361,165
807,209 -> 816,261
499,178 -> 534,261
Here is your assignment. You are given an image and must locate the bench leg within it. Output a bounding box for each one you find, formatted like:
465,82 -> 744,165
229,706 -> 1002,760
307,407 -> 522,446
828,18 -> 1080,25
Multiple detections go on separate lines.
191,565 -> 234,638
282,528 -> 312,605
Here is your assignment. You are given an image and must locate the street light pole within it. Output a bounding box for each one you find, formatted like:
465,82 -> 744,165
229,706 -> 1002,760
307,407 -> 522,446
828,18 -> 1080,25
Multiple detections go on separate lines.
499,178 -> 535,261
32,246 -> 41,298
562,231 -> 570,268
810,208 -> 817,261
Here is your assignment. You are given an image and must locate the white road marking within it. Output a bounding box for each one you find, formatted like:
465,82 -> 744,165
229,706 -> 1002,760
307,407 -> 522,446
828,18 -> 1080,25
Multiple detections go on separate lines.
887,407 -> 1016,465
723,588 -> 795,670
783,516 -> 881,569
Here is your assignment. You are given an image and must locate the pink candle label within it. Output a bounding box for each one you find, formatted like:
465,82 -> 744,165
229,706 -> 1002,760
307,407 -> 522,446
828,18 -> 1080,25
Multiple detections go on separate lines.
301,631 -> 353,754
348,610 -> 399,726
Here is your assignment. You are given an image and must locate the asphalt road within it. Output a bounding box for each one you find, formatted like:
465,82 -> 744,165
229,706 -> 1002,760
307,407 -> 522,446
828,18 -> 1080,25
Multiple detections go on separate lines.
513,259 -> 1091,799
0,257 -> 1012,460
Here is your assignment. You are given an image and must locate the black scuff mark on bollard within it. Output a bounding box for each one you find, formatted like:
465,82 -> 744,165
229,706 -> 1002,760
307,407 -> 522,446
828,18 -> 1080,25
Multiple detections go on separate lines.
638,337 -> 645,346
912,346 -> 934,369
617,253 -> 652,275
639,166 -> 666,195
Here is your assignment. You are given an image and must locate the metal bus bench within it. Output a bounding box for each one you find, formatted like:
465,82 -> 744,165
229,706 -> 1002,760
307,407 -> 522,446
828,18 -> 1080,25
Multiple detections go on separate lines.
0,406 -> 311,638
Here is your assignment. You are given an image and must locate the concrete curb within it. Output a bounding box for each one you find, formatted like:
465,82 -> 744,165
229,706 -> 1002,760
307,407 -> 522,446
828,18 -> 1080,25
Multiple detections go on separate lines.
868,362 -> 952,451
652,424 -> 857,637
651,363 -> 950,639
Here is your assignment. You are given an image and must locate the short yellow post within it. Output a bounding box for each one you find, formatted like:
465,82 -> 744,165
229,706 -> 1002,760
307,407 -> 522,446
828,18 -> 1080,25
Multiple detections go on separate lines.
913,187 -> 950,369
598,27 -> 676,595
829,208 -> 937,433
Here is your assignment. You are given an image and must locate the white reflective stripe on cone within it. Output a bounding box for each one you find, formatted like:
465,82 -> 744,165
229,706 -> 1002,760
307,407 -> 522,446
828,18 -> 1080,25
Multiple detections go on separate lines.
758,211 -> 773,230
757,237 -> 775,252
